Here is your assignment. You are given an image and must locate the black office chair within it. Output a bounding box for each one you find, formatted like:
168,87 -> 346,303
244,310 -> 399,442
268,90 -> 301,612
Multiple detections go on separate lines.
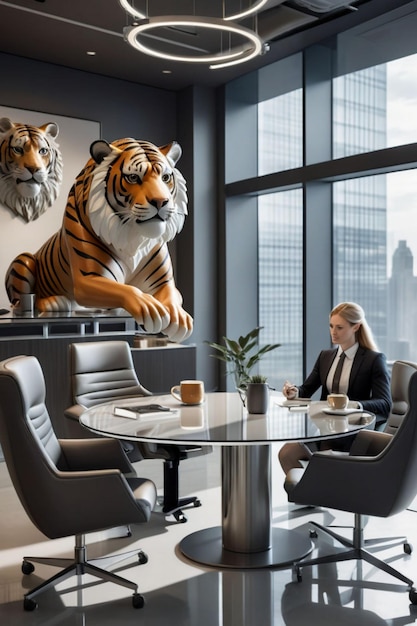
283,370 -> 417,604
65,340 -> 211,522
0,355 -> 157,611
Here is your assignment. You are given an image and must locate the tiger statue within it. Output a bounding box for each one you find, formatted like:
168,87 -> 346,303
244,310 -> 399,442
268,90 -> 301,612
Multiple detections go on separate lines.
0,117 -> 63,222
5,137 -> 193,342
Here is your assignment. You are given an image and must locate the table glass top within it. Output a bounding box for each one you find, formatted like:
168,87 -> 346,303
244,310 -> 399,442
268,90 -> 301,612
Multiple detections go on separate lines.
79,392 -> 375,446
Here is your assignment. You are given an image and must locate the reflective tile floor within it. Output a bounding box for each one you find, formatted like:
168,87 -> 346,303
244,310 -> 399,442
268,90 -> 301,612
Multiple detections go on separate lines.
1,444 -> 417,625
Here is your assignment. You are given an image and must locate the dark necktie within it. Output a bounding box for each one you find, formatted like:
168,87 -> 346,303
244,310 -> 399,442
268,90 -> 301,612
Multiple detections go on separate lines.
331,352 -> 346,393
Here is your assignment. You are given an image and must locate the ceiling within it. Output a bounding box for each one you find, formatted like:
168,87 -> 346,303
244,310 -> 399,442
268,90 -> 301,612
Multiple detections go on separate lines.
0,0 -> 411,91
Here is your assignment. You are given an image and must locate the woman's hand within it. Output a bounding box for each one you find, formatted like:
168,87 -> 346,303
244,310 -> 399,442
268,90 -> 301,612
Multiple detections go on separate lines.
283,381 -> 298,399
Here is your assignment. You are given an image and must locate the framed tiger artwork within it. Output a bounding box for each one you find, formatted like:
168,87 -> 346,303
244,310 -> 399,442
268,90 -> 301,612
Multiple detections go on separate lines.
0,105 -> 100,311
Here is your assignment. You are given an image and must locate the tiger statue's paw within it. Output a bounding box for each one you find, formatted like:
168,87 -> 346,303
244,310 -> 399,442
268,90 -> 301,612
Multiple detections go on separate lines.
161,312 -> 194,342
134,311 -> 171,336
163,323 -> 193,343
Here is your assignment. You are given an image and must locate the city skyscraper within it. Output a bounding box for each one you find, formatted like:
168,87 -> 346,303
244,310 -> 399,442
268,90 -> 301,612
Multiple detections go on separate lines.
388,240 -> 417,360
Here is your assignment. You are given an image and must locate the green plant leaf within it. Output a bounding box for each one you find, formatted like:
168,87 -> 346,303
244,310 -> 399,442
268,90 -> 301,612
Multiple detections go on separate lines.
205,329 -> 280,389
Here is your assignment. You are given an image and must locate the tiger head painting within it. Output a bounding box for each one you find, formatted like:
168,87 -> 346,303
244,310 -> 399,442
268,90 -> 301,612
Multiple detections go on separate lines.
5,137 -> 193,342
0,117 -> 63,222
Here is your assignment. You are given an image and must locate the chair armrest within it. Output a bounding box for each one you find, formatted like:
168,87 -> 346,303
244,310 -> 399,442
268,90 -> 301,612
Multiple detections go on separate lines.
349,430 -> 393,457
59,438 -> 135,475
41,470 -> 156,535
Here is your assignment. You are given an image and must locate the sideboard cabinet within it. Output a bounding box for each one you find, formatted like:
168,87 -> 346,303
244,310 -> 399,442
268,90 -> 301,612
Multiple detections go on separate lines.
0,311 -> 196,439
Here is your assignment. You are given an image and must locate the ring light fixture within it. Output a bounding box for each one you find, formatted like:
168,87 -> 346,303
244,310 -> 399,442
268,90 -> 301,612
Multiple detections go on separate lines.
119,1 -> 269,70
125,17 -> 264,69
119,0 -> 269,22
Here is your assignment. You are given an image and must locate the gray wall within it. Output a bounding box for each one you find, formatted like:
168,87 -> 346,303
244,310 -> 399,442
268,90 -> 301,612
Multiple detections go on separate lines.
0,52 -> 177,143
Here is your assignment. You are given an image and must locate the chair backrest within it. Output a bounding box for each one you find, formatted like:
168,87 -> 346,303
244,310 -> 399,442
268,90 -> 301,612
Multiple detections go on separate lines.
69,340 -> 151,408
369,369 -> 417,516
0,355 -> 68,532
384,360 -> 417,434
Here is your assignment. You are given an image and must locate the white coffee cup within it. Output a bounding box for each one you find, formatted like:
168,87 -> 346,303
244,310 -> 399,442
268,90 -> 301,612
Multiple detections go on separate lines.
171,380 -> 205,405
327,393 -> 349,410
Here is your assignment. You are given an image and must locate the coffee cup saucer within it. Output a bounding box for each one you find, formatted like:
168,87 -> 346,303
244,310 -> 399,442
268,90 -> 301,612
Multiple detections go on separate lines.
323,407 -> 363,416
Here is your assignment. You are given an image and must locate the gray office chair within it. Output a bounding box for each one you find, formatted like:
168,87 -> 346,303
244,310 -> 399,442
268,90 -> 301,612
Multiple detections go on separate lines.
0,355 -> 157,611
65,340 -> 211,522
384,359 -> 417,433
284,369 -> 417,604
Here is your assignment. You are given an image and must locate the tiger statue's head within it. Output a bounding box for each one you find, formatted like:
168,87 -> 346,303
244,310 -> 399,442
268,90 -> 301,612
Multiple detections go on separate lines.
87,137 -> 188,267
0,117 -> 63,222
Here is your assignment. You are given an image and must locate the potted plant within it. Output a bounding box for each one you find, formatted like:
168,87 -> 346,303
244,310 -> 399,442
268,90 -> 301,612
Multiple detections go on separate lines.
206,327 -> 280,396
246,374 -> 270,414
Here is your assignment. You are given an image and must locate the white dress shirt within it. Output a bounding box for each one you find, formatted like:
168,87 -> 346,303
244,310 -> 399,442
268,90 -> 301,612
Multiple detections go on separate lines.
326,343 -> 359,395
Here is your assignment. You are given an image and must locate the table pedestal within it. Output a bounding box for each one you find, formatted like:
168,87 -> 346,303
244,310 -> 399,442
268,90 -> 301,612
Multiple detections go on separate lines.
180,445 -> 313,569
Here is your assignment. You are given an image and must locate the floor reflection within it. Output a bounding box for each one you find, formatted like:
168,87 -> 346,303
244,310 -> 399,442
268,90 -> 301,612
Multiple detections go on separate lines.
1,447 -> 417,625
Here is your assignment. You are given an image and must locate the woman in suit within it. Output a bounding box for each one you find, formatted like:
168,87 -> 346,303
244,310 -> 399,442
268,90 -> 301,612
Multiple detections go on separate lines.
278,302 -> 391,473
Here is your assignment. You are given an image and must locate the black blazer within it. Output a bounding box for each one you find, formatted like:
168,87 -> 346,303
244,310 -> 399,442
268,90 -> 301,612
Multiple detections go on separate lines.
297,347 -> 391,422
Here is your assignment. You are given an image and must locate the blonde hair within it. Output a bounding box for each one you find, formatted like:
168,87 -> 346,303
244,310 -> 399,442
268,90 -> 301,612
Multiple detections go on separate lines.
330,302 -> 378,351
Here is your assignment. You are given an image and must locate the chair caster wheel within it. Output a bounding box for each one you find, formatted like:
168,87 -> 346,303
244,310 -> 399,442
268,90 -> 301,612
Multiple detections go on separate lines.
173,510 -> 187,523
22,560 -> 35,575
138,550 -> 148,565
409,587 -> 417,605
404,542 -> 413,555
24,597 -> 37,611
309,530 -> 318,539
132,593 -> 145,609
194,499 -> 202,508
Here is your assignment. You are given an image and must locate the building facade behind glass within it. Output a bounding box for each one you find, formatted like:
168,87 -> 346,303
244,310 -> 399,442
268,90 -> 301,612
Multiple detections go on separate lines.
257,64 -> 390,389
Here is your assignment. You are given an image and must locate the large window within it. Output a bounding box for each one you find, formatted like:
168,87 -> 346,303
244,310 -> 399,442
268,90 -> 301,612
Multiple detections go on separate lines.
258,190 -> 303,390
258,88 -> 303,175
225,0 -> 417,390
332,12 -> 417,362
334,170 -> 417,361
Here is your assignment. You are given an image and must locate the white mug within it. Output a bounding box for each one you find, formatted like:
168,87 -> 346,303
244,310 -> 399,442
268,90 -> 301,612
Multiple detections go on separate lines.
327,393 -> 349,410
171,380 -> 205,405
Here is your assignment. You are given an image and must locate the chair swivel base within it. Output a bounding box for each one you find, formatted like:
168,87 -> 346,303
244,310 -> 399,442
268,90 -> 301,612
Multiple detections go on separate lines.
156,495 -> 202,523
160,457 -> 202,522
293,517 -> 416,600
22,533 -> 148,611
327,522 -> 412,555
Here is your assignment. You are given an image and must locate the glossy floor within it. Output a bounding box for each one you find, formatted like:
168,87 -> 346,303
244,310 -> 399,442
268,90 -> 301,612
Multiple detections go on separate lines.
1,444 -> 417,625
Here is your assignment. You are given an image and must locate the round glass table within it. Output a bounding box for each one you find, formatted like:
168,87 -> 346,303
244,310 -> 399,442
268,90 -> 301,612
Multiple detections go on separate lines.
80,392 -> 375,569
